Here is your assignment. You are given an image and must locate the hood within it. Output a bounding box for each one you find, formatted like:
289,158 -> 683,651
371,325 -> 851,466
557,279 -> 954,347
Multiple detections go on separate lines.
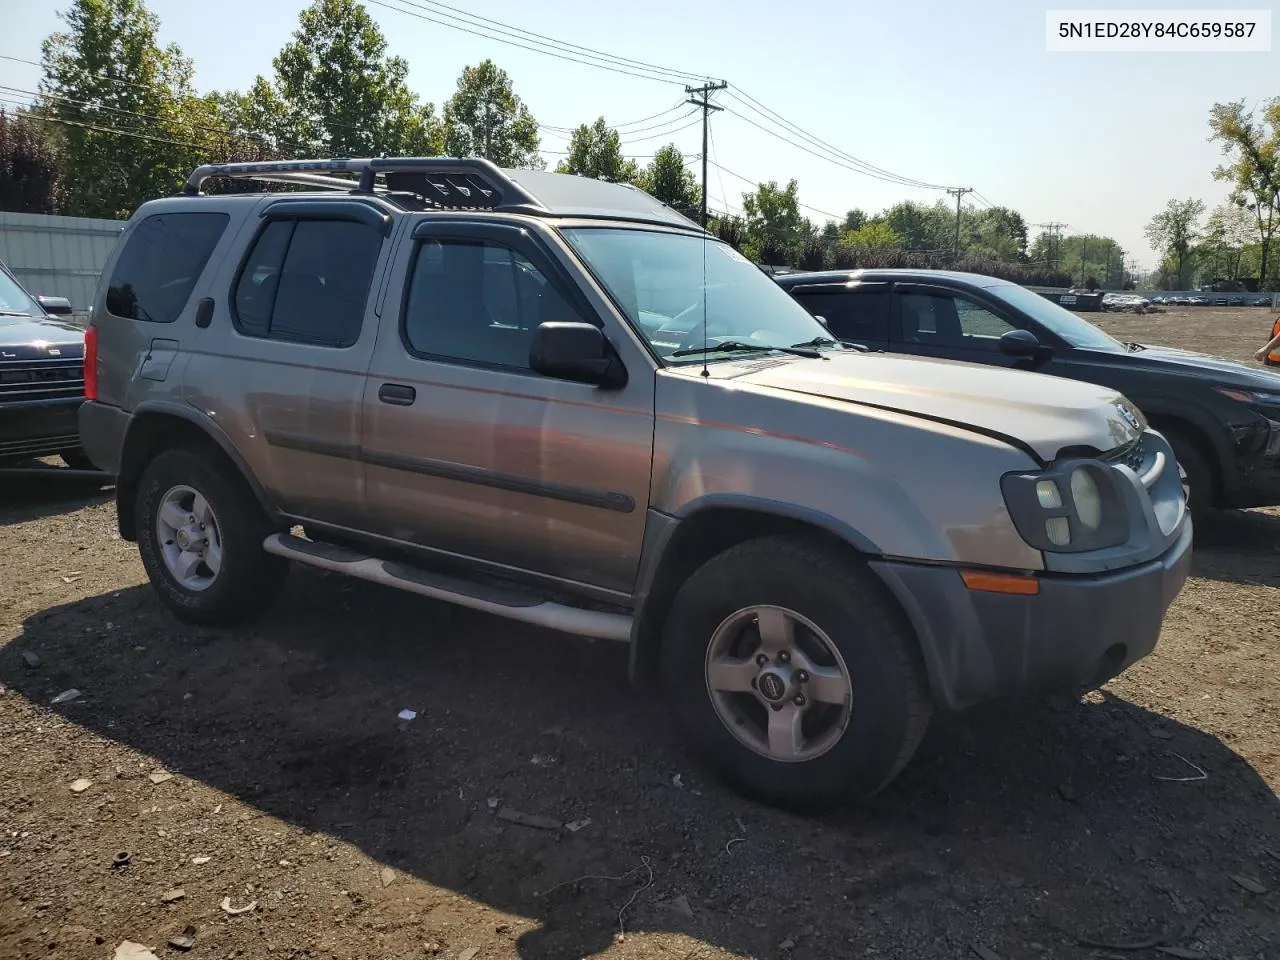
732,351 -> 1142,462
1128,343 -> 1280,388
0,312 -> 88,350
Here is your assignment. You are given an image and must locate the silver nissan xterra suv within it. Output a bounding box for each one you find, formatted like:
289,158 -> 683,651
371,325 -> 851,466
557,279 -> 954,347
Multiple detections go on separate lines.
79,157 -> 1192,810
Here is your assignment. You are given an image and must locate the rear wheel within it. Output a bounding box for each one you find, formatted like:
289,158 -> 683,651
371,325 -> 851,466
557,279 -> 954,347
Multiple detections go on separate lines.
661,535 -> 931,811
135,447 -> 287,625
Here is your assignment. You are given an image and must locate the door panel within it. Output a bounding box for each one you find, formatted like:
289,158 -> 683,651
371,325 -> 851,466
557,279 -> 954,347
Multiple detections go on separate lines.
361,219 -> 655,594
184,203 -> 395,528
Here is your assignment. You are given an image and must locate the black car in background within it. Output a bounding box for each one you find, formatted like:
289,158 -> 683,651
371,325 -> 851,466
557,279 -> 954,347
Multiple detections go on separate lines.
775,269 -> 1280,514
0,258 -> 94,469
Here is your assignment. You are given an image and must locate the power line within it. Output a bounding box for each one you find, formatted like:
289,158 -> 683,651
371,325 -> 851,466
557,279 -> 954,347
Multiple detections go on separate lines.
540,108 -> 697,141
707,158 -> 844,221
725,87 -> 949,190
363,0 -> 694,86
538,102 -> 686,135
388,0 -> 707,83
721,104 -> 952,191
2,105 -> 209,149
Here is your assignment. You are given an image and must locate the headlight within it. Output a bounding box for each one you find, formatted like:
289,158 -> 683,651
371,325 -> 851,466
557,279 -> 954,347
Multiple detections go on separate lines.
1214,385 -> 1280,407
1069,467 -> 1102,530
1001,461 -> 1129,553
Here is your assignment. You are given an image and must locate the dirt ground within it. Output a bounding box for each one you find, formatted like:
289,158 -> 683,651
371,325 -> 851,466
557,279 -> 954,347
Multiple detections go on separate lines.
1,308 -> 1278,960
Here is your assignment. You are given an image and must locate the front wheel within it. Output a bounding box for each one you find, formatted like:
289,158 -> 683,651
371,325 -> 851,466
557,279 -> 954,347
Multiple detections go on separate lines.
660,535 -> 932,811
1163,428 -> 1214,518
135,447 -> 287,625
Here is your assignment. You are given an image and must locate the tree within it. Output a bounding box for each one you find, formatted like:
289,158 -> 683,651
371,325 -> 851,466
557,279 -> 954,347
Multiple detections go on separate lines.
636,143 -> 699,217
443,60 -> 540,168
840,220 -> 902,249
269,0 -> 442,157
0,108 -> 65,213
882,200 -> 952,251
964,206 -> 1028,262
742,179 -> 805,264
555,117 -> 637,183
39,0 -> 208,218
1209,99 -> 1280,289
1202,202 -> 1254,282
841,209 -> 867,232
1145,198 -> 1205,289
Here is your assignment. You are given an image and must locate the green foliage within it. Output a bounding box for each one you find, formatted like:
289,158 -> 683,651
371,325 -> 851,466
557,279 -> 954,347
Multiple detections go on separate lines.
881,200 -> 953,252
635,143 -> 699,217
267,0 -> 442,157
711,213 -> 746,251
1145,198 -> 1204,290
38,0 -> 207,217
555,117 -> 637,183
1208,98 -> 1280,289
741,179 -> 805,263
829,245 -> 1070,286
444,59 -> 540,168
963,206 -> 1028,262
841,209 -> 866,232
840,220 -> 902,250
0,108 -> 65,213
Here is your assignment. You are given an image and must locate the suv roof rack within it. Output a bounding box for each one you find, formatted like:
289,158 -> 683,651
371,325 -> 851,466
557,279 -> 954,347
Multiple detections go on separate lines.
181,156 -> 705,231
183,157 -> 544,212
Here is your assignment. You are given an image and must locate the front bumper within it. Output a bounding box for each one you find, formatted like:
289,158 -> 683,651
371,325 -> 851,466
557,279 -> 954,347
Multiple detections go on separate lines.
871,518 -> 1193,710
0,396 -> 84,462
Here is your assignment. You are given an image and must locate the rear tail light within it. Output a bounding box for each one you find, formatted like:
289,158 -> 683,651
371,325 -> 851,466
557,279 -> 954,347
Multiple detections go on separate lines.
84,325 -> 98,400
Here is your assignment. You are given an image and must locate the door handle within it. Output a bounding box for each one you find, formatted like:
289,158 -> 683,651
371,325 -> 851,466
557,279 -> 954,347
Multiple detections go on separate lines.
378,383 -> 416,406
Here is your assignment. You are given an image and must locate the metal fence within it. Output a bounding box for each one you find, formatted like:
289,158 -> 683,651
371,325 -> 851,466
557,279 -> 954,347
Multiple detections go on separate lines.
0,212 -> 125,313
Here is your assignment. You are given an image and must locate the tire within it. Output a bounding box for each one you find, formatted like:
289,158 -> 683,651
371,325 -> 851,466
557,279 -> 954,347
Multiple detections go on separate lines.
660,535 -> 932,811
1163,427 -> 1214,518
135,446 -> 287,626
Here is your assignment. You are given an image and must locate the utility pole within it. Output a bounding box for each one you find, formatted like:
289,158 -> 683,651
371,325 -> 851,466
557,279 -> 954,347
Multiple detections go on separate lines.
946,187 -> 973,260
686,81 -> 727,228
1034,222 -> 1068,274
483,100 -> 492,161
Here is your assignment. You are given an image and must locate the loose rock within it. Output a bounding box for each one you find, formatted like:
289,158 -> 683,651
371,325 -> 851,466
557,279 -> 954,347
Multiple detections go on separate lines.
51,688 -> 82,704
148,772 -> 174,785
22,651 -> 40,668
220,896 -> 257,915
496,807 -> 561,831
69,778 -> 93,793
458,948 -> 479,960
380,867 -> 395,888
160,888 -> 185,903
1228,873 -> 1268,894
112,942 -> 159,960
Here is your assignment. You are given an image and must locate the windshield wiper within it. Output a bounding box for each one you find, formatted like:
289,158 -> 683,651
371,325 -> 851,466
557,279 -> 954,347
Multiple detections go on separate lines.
670,340 -> 822,359
1124,341 -> 1147,353
0,310 -> 31,317
790,335 -> 869,353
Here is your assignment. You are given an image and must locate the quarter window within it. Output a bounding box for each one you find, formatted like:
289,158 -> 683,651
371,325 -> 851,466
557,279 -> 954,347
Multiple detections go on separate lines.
402,239 -> 582,370
231,218 -> 382,347
105,212 -> 228,323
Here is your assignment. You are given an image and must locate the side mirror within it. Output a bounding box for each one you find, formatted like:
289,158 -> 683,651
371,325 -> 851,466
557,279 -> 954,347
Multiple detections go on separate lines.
998,328 -> 1043,359
529,321 -> 628,388
813,314 -> 829,328
37,295 -> 73,316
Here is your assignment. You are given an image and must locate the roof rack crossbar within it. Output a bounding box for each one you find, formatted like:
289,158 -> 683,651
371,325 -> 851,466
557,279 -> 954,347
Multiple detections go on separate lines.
184,157 -> 542,211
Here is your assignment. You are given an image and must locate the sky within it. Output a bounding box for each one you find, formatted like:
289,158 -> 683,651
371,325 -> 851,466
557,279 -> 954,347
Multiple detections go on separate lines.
0,0 -> 1274,268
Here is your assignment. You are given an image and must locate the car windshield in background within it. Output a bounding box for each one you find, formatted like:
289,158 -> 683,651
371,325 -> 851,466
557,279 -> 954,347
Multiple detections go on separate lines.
560,227 -> 833,362
986,283 -> 1125,352
0,268 -> 38,320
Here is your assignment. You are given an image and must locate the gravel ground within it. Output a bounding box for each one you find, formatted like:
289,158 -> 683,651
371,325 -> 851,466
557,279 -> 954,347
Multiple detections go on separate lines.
1,309 -> 1277,960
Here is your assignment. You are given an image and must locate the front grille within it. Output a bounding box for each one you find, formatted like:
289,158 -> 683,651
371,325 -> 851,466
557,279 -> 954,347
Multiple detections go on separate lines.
1103,438 -> 1145,473
0,358 -> 85,403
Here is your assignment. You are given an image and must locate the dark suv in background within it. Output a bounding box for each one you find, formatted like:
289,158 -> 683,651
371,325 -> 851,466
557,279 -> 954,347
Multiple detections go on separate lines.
0,257 -> 92,469
776,269 -> 1280,515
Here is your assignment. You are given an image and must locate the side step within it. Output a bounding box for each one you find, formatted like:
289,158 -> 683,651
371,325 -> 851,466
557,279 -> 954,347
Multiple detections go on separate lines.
262,533 -> 633,642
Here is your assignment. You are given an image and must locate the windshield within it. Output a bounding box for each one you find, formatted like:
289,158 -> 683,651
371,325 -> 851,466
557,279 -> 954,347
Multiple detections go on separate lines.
560,227 -> 832,362
0,267 -> 39,321
985,283 -> 1124,352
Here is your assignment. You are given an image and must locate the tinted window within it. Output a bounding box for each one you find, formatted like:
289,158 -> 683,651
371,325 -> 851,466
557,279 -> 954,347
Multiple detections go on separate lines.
106,212 -> 228,323
0,266 -> 39,318
898,291 -> 1015,350
792,289 -> 888,343
231,218 -> 382,347
402,239 -> 580,370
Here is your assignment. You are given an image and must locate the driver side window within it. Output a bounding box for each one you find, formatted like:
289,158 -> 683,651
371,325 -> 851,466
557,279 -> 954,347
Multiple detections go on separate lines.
898,290 -> 1015,350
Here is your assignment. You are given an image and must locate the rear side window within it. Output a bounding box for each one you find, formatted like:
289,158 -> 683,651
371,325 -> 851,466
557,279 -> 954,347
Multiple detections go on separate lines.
231,218 -> 381,347
105,212 -> 228,323
792,288 -> 889,343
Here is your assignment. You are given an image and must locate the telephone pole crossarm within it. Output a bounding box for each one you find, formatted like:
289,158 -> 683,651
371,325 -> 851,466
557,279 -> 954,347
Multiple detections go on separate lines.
686,81 -> 727,228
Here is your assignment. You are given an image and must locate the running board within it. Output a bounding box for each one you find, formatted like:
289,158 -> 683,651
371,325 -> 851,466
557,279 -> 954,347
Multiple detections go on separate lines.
262,533 -> 632,642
